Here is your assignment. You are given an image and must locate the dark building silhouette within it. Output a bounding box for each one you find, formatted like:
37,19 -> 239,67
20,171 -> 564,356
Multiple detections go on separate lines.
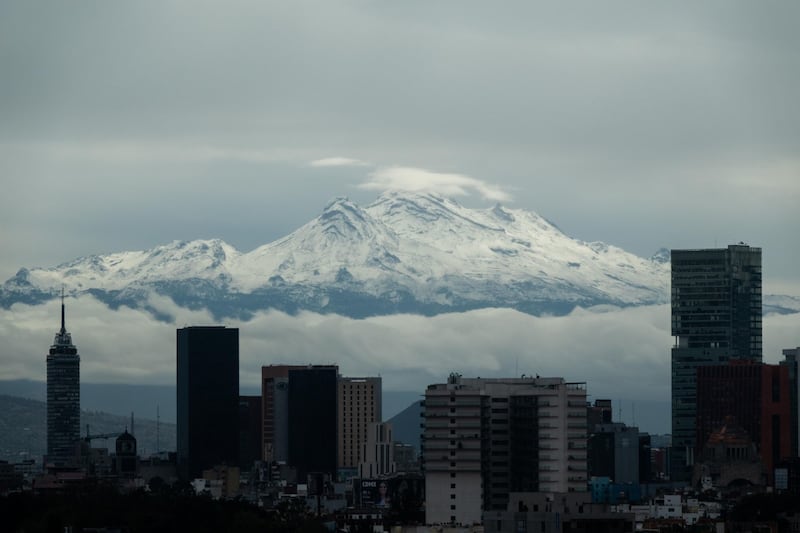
587,399 -> 613,432
239,395 -> 262,471
670,244 -> 761,481
46,295 -> 80,467
115,430 -> 138,478
288,365 -> 338,481
696,361 -> 791,483
177,326 -> 239,479
781,347 -> 799,457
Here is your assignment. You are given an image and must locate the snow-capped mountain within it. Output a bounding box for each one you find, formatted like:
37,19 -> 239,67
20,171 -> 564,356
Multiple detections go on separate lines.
2,191 -> 673,319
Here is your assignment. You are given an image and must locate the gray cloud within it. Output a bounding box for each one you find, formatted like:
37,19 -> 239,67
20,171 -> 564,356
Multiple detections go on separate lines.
310,157 -> 370,168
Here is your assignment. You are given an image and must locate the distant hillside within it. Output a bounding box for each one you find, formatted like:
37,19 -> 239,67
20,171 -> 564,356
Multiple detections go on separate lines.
388,400 -> 422,452
0,380 -> 418,423
0,394 -> 175,463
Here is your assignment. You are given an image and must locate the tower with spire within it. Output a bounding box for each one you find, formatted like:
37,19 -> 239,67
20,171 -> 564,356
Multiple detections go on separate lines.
46,290 -> 81,467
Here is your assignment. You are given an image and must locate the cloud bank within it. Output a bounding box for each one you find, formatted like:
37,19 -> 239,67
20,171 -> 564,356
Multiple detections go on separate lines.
3,295 -> 796,433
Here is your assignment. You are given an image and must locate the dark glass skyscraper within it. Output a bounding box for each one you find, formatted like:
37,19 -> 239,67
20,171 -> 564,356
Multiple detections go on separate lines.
46,296 -> 80,467
670,244 -> 762,481
288,365 -> 338,481
177,326 -> 239,479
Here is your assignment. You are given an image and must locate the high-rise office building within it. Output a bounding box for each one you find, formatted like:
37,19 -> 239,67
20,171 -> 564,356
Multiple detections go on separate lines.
422,375 -> 587,525
670,244 -> 762,481
177,326 -> 239,479
261,365 -> 304,463
338,376 -> 381,471
46,296 -> 80,467
288,365 -> 339,481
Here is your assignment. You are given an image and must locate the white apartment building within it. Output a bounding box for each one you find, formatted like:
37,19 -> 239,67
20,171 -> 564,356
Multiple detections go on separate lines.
359,422 -> 396,478
423,374 -> 587,525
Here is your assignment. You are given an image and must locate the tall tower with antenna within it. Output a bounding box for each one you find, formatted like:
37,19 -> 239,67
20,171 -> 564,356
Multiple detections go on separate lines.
46,290 -> 81,467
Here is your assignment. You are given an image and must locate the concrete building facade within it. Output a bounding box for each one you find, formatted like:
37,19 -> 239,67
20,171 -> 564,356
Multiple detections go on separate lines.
588,423 -> 642,485
338,376 -> 382,471
359,422 -> 396,478
422,375 -> 587,525
670,244 -> 762,481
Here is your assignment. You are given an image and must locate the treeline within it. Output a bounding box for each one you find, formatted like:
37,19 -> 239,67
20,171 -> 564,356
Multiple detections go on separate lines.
0,483 -> 326,533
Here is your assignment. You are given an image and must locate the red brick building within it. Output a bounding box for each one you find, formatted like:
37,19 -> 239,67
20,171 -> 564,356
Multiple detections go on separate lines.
696,361 -> 792,483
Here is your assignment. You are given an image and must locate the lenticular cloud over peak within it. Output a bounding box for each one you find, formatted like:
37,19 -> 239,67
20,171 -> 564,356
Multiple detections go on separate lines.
360,166 -> 512,203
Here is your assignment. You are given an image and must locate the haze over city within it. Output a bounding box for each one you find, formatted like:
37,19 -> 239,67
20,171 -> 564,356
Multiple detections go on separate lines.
2,2 -> 799,435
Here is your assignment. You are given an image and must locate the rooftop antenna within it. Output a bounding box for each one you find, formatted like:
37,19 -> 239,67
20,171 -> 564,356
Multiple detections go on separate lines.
156,405 -> 160,453
131,412 -> 135,436
60,286 -> 66,334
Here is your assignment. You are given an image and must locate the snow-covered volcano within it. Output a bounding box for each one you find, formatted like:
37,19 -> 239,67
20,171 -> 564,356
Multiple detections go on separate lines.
1,192 -> 670,319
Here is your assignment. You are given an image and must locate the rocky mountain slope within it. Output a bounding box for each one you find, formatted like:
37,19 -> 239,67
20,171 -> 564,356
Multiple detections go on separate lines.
0,191 -> 685,319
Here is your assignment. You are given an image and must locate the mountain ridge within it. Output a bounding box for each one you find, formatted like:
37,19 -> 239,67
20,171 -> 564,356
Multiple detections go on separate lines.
0,191 -> 768,320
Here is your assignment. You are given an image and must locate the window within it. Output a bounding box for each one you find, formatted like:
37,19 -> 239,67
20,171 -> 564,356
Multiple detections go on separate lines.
450,504 -> 456,510
450,483 -> 456,489
450,494 -> 456,499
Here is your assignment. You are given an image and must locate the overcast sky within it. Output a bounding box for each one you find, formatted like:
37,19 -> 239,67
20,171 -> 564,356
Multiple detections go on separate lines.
1,3 -> 799,431
1,1 -> 798,292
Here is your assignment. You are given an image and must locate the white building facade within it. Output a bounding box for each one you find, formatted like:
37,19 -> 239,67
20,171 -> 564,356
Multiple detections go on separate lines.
423,374 -> 588,525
